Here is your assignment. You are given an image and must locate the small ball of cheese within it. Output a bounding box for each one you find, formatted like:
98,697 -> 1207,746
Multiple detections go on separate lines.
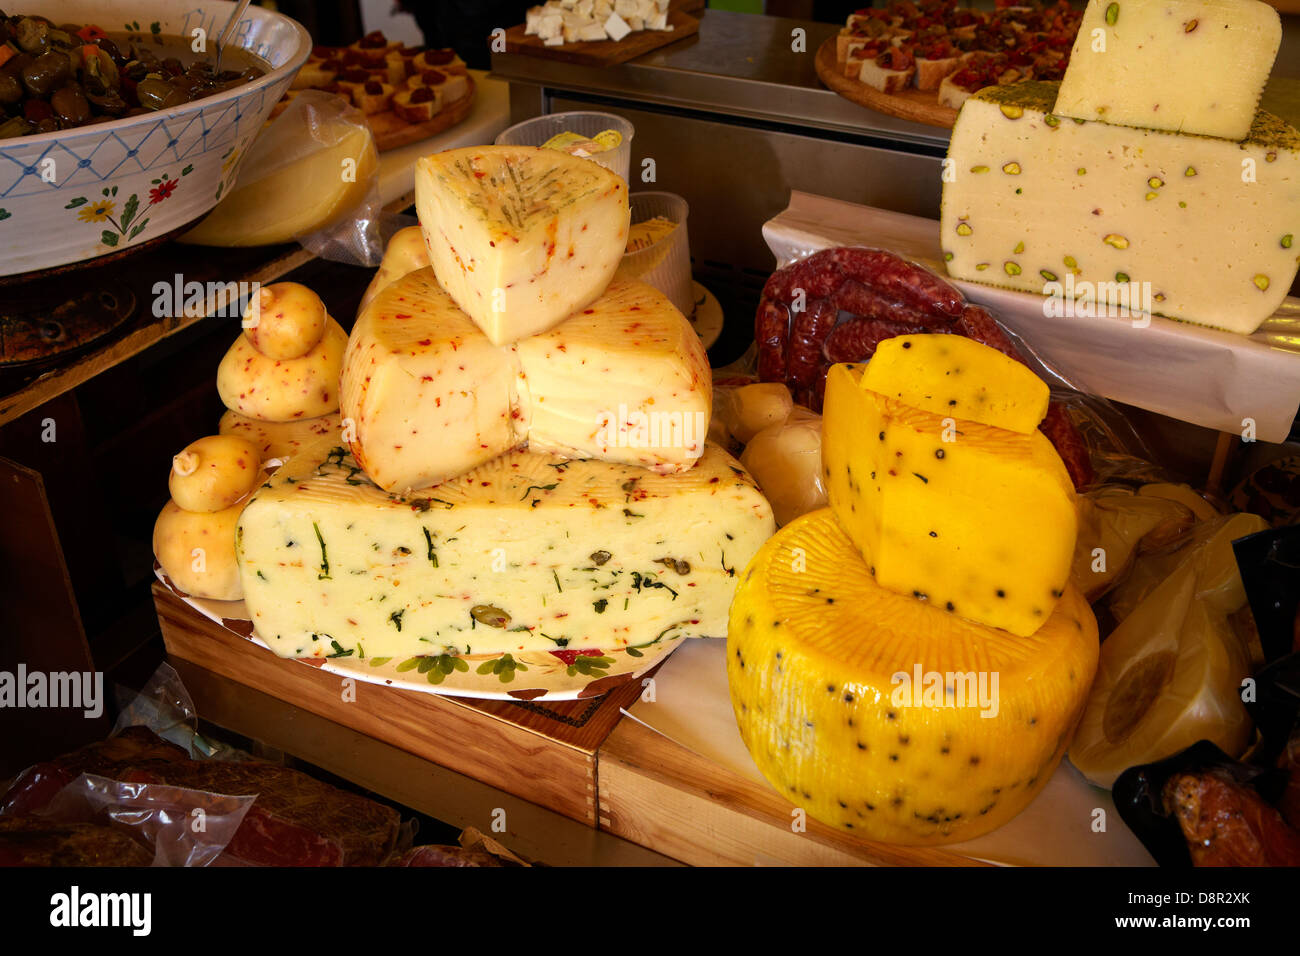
169,435 -> 262,513
244,282 -> 328,360
153,496 -> 248,601
216,317 -> 348,422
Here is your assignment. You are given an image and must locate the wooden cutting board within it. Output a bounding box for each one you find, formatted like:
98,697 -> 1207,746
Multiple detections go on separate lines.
366,78 -> 477,152
153,583 -> 649,826
815,36 -> 959,130
503,10 -> 699,67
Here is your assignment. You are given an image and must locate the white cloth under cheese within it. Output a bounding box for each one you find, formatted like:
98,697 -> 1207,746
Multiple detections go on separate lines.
1055,0 -> 1281,142
236,441 -> 774,659
415,146 -> 630,346
340,268 -> 711,492
941,82 -> 1300,335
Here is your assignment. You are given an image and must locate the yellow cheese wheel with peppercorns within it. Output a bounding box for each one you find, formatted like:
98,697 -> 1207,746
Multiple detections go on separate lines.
727,508 -> 1098,845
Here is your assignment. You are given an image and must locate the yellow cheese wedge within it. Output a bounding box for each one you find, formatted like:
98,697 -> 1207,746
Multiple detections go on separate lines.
862,334 -> 1049,434
1069,513 -> 1266,788
182,121 -> 378,247
414,145 -> 630,344
1055,0 -> 1281,141
237,442 -> 775,659
727,508 -> 1099,845
341,269 -> 710,492
823,363 -> 1077,637
941,82 -> 1300,335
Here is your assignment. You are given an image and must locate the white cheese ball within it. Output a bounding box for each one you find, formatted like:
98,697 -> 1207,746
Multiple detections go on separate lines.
153,496 -> 248,601
168,435 -> 262,513
244,282 -> 328,360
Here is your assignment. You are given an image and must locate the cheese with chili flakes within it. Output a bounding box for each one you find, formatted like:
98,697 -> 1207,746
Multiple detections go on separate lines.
340,269 -> 710,492
414,145 -> 630,345
235,440 -> 773,659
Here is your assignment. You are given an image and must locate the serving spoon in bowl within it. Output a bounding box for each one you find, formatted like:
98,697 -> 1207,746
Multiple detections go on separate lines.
213,0 -> 254,74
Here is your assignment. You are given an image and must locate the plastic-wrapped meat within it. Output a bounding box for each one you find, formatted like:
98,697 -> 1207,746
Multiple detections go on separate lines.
1164,770 -> 1300,866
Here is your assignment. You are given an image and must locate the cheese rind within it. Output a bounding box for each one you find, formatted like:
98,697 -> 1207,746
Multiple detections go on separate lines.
516,277 -> 711,473
727,508 -> 1099,845
340,268 -> 528,493
414,145 -> 630,345
1055,0 -> 1281,141
823,363 -> 1077,637
941,82 -> 1300,335
236,442 -> 774,659
862,334 -> 1049,434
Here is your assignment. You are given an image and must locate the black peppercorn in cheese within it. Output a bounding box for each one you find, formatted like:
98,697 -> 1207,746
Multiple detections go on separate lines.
235,442 -> 774,659
940,82 -> 1300,335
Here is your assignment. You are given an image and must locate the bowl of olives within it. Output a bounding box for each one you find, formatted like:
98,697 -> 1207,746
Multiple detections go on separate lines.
0,1 -> 311,276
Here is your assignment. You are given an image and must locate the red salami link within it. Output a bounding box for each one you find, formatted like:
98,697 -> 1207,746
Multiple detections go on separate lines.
822,316 -> 925,364
755,298 -> 790,382
828,247 -> 965,317
955,304 -> 1022,360
1039,402 -> 1095,491
762,249 -> 843,302
786,298 -> 839,387
811,360 -> 832,412
829,280 -> 937,326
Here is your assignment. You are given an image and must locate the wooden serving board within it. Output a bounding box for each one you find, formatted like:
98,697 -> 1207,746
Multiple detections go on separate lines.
815,36 -> 958,130
503,11 -> 699,67
153,582 -> 647,826
367,77 -> 477,152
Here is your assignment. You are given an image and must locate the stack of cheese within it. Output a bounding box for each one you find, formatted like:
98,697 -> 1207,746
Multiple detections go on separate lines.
941,0 -> 1298,334
233,145 -> 774,662
153,283 -> 348,601
727,335 -> 1100,845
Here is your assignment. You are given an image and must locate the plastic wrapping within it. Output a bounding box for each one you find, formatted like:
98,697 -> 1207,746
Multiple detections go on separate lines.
185,91 -> 384,266
39,773 -> 253,868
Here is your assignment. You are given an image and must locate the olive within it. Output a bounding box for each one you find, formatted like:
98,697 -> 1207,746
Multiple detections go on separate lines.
33,116 -> 59,133
51,84 -> 90,125
86,88 -> 127,115
135,76 -> 173,110
2,51 -> 33,79
94,37 -> 126,66
14,17 -> 49,54
161,57 -> 183,76
22,51 -> 71,97
0,115 -> 33,139
0,72 -> 21,105
160,83 -> 189,109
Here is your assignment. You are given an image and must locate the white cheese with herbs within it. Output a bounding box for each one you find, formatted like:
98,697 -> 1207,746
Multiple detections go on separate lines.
1055,0 -> 1281,142
414,145 -> 630,345
235,442 -> 774,660
941,82 -> 1300,335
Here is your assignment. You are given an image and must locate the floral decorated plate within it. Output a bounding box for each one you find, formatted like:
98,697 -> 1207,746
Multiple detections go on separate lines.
155,567 -> 684,701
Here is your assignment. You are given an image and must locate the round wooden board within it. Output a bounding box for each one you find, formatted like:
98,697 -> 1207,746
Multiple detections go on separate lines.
815,37 -> 958,130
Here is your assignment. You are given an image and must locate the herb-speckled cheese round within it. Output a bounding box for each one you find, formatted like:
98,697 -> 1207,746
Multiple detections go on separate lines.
727,508 -> 1099,846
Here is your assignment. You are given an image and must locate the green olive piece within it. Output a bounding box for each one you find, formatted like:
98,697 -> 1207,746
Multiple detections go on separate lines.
471,605 -> 512,628
0,72 -> 21,105
22,51 -> 71,97
51,85 -> 91,125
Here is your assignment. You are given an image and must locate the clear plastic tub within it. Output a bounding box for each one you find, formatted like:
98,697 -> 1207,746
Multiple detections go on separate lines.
617,191 -> 693,318
494,111 -> 635,181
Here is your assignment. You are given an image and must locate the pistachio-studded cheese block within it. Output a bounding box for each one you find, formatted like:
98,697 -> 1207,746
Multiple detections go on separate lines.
340,268 -> 528,493
414,145 -> 630,345
341,270 -> 712,492
823,363 -> 1077,637
517,277 -> 711,472
237,443 -> 774,659
862,335 -> 1049,434
1055,0 -> 1281,142
727,508 -> 1098,845
941,82 -> 1300,335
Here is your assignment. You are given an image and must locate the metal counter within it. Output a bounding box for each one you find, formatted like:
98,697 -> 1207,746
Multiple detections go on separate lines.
492,10 -> 947,359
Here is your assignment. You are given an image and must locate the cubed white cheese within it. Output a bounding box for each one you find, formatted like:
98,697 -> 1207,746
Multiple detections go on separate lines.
604,12 -> 632,42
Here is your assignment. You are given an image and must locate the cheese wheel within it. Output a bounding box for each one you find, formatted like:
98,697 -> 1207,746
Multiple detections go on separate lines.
728,508 -> 1099,845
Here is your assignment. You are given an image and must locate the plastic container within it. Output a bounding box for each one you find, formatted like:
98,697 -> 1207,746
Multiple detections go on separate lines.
617,192 -> 693,318
494,111 -> 634,181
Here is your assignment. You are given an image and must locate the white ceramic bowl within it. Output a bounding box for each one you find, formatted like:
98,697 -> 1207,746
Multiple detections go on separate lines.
0,1 -> 311,277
